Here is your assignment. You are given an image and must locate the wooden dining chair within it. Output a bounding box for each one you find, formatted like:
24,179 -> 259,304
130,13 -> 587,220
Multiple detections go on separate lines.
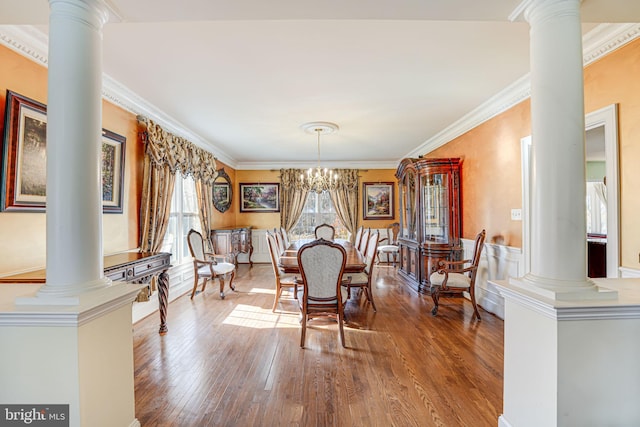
344,231 -> 379,311
266,231 -> 299,312
187,229 -> 236,299
376,222 -> 400,266
358,227 -> 370,254
429,229 -> 486,320
314,223 -> 335,241
279,226 -> 290,248
297,238 -> 350,348
353,225 -> 363,248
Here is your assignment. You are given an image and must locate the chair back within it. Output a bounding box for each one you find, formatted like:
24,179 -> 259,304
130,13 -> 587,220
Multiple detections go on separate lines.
298,239 -> 346,302
265,232 -> 283,279
358,228 -> 370,253
353,225 -> 363,247
364,232 -> 379,274
386,222 -> 400,245
314,223 -> 336,241
187,229 -> 206,260
272,228 -> 286,255
468,229 -> 487,281
280,227 -> 290,247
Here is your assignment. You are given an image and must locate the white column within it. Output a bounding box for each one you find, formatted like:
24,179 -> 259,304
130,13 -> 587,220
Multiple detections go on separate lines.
510,0 -> 612,300
38,0 -> 110,299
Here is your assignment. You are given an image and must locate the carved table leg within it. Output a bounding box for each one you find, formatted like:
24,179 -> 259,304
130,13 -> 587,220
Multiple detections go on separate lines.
157,270 -> 169,335
248,244 -> 254,268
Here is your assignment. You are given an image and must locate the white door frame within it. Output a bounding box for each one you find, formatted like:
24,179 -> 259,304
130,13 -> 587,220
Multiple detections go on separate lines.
520,104 -> 620,278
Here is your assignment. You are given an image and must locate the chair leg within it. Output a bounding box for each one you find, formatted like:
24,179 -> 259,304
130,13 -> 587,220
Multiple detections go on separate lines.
300,311 -> 307,348
190,275 -> 200,299
365,284 -> 377,312
229,270 -> 236,291
470,286 -> 482,321
338,311 -> 345,348
219,276 -> 226,299
272,281 -> 282,312
430,286 -> 440,316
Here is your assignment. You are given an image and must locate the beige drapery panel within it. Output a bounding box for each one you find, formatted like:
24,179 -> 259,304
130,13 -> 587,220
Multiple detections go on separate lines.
195,180 -> 214,251
137,116 -> 218,253
329,169 -> 360,243
280,169 -> 310,233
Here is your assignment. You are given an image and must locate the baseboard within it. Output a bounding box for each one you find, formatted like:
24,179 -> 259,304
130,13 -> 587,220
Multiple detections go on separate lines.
498,415 -> 513,427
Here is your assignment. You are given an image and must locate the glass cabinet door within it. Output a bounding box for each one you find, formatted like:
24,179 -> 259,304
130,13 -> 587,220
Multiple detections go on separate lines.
422,173 -> 449,242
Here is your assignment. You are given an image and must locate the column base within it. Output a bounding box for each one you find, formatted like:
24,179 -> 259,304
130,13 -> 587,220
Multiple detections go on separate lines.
510,273 -> 617,301
15,277 -> 112,305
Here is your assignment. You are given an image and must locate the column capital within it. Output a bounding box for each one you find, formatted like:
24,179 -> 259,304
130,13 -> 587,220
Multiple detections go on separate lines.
510,0 -> 581,24
49,0 -> 110,30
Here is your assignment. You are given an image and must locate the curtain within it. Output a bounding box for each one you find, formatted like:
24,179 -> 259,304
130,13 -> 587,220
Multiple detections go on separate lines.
280,169 -> 310,233
138,116 -> 218,252
329,169 -> 360,243
196,180 -> 214,251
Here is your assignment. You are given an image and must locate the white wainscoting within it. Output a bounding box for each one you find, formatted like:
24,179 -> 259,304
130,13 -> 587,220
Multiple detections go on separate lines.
620,267 -> 640,278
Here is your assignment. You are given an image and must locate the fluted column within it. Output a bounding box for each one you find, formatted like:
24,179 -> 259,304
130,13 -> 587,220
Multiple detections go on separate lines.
511,0 -> 608,299
38,0 -> 110,299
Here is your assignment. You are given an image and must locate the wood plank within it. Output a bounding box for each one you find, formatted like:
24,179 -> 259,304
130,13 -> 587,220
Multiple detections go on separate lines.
134,264 -> 503,426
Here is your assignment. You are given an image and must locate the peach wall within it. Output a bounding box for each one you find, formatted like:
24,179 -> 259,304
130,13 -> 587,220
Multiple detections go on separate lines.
359,169 -> 399,229
0,45 -> 141,275
427,101 -> 531,247
584,38 -> 640,268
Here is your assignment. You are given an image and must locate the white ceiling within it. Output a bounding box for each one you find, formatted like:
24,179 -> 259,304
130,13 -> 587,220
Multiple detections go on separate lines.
1,0 -> 639,169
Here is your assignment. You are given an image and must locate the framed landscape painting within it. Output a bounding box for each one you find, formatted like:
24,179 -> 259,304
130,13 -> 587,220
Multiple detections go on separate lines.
239,183 -> 280,212
0,90 -> 125,213
363,182 -> 394,220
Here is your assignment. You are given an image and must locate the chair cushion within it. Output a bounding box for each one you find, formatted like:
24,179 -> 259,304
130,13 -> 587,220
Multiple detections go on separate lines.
344,272 -> 368,286
377,244 -> 399,253
429,271 -> 470,289
196,265 -> 213,277
212,262 -> 236,275
279,273 -> 298,285
297,288 -> 349,305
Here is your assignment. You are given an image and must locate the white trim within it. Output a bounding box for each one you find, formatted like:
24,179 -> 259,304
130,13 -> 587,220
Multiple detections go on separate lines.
520,135 -> 532,275
585,104 -> 620,278
620,267 -> 640,278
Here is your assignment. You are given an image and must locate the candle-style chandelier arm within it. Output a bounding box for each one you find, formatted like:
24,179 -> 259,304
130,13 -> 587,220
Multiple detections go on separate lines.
299,122 -> 340,194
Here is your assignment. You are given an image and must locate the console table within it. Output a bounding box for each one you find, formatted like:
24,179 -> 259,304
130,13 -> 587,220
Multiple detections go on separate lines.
0,252 -> 171,334
211,226 -> 253,267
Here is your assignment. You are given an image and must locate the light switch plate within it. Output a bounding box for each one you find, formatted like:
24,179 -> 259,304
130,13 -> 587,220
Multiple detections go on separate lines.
511,209 -> 522,221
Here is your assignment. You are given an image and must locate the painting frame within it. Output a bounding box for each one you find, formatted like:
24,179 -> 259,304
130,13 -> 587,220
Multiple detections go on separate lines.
1,90 -> 126,213
363,182 -> 394,220
239,182 -> 280,213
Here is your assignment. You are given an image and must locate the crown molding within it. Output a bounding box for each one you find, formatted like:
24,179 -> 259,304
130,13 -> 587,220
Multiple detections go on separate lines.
2,22 -> 638,169
405,22 -> 640,159
235,160 -> 399,171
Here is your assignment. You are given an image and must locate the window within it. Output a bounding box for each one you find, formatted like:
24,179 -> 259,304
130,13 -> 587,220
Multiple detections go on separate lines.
289,191 -> 348,240
163,174 -> 201,264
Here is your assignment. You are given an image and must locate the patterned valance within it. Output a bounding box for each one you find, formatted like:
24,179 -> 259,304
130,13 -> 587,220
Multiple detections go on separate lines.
137,116 -> 218,184
280,168 -> 360,192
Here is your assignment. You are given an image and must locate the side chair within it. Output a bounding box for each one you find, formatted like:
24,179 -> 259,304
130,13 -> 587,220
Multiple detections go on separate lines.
297,238 -> 350,348
266,231 -> 299,312
358,227 -> 370,254
187,229 -> 236,299
376,222 -> 400,266
314,223 -> 336,241
429,229 -> 486,320
344,231 -> 379,312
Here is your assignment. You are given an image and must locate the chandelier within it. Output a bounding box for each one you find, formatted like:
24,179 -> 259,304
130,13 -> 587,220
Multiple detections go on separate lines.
300,121 -> 339,194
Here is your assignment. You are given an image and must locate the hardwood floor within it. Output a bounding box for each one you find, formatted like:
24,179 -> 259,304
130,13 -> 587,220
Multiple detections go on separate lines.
133,263 -> 504,426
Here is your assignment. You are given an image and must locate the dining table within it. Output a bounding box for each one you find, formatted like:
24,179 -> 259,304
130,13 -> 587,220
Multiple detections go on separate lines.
278,238 -> 367,274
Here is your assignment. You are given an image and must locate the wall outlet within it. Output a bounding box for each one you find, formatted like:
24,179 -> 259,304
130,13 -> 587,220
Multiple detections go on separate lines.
511,209 -> 522,221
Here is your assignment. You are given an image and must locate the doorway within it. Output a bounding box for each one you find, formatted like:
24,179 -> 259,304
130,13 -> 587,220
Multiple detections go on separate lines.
520,104 -> 619,278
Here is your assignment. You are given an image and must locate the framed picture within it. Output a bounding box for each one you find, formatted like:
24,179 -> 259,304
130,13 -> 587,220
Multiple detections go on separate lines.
363,182 -> 394,220
1,90 -> 126,213
239,182 -> 280,212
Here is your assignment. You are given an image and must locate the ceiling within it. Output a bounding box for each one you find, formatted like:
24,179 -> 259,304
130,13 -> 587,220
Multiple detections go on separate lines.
1,0 -> 639,170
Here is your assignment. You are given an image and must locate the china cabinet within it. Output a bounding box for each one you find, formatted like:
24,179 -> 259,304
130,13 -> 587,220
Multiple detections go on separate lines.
395,157 -> 462,293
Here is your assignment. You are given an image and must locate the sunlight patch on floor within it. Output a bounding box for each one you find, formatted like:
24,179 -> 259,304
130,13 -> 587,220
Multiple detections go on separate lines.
247,287 -> 276,295
223,303 -> 299,329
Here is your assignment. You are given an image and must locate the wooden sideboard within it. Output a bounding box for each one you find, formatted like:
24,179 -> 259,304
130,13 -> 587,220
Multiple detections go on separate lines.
211,226 -> 253,267
0,252 -> 171,334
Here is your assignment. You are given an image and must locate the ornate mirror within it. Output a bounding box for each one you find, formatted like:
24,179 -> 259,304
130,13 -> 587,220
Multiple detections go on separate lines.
213,168 -> 232,213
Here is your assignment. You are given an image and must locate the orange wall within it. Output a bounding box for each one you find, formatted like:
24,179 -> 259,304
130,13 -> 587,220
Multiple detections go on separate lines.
0,45 -> 142,275
583,39 -> 640,268
427,101 -> 531,247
